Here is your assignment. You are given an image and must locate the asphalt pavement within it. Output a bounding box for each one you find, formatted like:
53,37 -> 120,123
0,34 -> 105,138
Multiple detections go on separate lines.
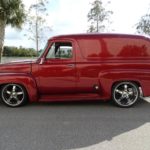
0,99 -> 149,150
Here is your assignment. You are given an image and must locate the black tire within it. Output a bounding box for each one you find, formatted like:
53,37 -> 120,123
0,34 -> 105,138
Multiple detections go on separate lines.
0,84 -> 28,107
112,82 -> 140,108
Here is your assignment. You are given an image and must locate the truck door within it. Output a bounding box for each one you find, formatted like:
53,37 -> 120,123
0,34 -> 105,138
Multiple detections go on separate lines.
38,40 -> 76,95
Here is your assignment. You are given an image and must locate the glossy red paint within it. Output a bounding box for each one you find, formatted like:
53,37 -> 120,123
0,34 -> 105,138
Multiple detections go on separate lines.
1,33 -> 150,103
0,73 -> 38,102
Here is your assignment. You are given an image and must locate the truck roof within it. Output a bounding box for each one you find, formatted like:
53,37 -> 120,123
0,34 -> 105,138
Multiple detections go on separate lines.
48,33 -> 149,41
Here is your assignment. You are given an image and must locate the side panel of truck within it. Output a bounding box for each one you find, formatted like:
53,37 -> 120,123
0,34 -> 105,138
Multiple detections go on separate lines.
33,34 -> 150,101
75,36 -> 150,99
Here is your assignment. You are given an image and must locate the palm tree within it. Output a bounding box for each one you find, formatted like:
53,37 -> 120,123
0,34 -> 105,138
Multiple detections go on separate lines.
0,0 -> 26,62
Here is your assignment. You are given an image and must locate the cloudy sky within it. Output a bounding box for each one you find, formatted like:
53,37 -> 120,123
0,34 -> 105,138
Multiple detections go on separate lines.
5,0 -> 150,49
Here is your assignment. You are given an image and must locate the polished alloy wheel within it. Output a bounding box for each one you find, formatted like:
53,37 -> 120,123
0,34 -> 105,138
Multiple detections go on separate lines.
1,84 -> 27,107
112,82 -> 139,107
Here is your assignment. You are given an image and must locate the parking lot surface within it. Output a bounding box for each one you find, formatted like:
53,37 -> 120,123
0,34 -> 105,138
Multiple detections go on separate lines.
0,100 -> 149,150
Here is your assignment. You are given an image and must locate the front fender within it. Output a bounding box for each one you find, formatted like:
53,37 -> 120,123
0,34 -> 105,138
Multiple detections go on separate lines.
99,69 -> 150,99
0,73 -> 38,102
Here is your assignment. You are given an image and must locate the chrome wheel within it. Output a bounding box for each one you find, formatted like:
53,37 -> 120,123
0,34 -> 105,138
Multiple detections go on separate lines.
1,84 -> 27,107
112,82 -> 139,107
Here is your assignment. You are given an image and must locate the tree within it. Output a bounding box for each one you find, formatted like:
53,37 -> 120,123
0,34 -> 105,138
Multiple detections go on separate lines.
136,14 -> 150,36
26,0 -> 51,55
87,0 -> 113,33
0,0 -> 25,62
3,46 -> 37,57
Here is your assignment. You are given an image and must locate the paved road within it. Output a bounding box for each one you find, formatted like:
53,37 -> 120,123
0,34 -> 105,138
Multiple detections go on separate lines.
0,99 -> 150,150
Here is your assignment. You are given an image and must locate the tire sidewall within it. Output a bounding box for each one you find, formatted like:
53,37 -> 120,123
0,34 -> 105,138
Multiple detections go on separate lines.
0,84 -> 28,107
112,82 -> 140,108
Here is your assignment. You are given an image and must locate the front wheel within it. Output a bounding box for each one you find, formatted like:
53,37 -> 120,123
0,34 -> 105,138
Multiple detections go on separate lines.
112,82 -> 140,107
1,84 -> 28,107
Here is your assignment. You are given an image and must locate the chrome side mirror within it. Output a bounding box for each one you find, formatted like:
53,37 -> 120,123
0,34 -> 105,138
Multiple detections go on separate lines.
39,58 -> 45,65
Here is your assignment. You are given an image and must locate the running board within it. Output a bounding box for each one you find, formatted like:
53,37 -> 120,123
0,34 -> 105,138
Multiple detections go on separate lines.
39,93 -> 103,102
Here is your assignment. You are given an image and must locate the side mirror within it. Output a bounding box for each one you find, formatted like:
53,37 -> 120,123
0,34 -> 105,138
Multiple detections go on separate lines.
39,58 -> 45,65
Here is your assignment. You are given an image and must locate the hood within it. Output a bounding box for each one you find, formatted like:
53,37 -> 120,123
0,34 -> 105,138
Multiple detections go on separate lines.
0,60 -> 34,73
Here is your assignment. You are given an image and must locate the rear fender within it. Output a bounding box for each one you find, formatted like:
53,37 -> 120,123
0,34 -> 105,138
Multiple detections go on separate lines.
99,69 -> 150,99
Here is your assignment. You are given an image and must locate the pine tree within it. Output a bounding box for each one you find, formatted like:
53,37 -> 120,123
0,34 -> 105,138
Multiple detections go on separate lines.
136,14 -> 150,36
26,0 -> 51,54
87,0 -> 113,33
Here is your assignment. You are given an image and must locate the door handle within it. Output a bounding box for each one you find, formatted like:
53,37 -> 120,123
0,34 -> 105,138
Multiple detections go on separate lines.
67,64 -> 75,67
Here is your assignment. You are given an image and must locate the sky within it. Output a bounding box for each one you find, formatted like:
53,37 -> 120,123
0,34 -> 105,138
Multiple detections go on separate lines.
4,0 -> 150,49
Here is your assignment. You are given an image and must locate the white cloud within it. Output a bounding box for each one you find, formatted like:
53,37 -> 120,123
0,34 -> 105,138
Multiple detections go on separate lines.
22,0 -> 36,9
110,0 -> 150,33
48,0 -> 93,35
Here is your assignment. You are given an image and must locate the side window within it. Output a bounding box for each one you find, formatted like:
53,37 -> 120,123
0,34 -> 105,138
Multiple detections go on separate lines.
46,42 -> 73,59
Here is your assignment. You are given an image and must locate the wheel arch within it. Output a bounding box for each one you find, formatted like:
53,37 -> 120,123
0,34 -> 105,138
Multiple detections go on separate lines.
0,83 -> 29,99
111,80 -> 141,90
111,80 -> 142,97
111,80 -> 140,107
0,73 -> 38,102
98,70 -> 148,99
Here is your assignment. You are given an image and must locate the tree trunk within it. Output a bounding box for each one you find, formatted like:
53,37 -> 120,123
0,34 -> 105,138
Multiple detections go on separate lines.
0,20 -> 6,63
35,1 -> 39,56
96,14 -> 99,32
35,19 -> 39,56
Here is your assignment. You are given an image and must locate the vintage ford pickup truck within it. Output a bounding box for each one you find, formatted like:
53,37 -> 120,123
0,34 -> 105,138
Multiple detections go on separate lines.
0,33 -> 150,107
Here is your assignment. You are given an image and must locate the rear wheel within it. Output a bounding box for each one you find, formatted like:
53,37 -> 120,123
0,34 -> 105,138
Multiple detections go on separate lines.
112,82 -> 140,107
1,84 -> 28,107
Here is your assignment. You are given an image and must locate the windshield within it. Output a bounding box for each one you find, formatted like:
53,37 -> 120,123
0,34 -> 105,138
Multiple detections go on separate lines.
38,42 -> 48,58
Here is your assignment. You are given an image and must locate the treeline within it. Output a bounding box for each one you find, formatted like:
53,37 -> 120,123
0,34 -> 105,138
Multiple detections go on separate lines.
3,46 -> 37,57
